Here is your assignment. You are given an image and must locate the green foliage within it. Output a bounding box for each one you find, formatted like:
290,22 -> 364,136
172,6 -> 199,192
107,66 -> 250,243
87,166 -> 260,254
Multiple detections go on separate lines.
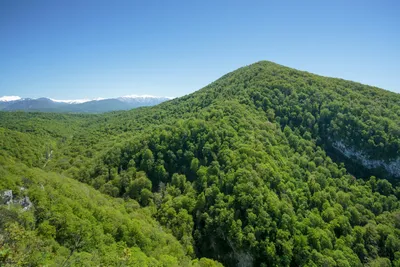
1,61 -> 400,266
0,160 -> 213,266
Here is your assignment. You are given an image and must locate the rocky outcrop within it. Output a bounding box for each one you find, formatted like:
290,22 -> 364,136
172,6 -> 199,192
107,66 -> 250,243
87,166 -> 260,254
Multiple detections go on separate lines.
0,189 -> 33,211
19,196 -> 33,211
332,141 -> 400,178
1,190 -> 13,205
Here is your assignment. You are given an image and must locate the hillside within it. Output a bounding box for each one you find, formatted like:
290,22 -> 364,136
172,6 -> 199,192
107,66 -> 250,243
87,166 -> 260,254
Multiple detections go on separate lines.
1,61 -> 400,266
0,150 -> 221,266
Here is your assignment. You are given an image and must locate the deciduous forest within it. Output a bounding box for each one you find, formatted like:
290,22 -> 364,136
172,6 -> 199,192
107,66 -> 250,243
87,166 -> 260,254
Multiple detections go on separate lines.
1,61 -> 400,266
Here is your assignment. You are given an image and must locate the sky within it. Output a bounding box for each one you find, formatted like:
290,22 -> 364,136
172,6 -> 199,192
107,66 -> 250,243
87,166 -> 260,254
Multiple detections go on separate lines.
0,0 -> 399,99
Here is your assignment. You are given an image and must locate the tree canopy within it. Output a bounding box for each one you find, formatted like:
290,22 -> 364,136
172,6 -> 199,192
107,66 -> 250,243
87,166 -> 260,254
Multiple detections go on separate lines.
1,61 -> 399,266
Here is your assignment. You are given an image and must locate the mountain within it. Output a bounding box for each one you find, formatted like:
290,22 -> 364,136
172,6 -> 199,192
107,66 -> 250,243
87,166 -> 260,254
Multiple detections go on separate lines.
0,95 -> 172,113
1,61 -> 400,266
2,97 -> 70,112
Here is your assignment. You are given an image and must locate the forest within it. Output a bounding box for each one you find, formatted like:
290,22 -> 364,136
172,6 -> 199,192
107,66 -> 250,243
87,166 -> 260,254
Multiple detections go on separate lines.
1,61 -> 400,266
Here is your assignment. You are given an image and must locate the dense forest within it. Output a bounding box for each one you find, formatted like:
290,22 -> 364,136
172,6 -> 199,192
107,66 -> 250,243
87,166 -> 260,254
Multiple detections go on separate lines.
1,61 -> 400,266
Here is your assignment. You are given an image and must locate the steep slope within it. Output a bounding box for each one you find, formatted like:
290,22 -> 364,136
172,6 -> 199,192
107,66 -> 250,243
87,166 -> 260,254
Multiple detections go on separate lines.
1,61 -> 400,266
152,61 -> 400,179
86,101 -> 400,266
42,61 -> 399,179
0,155 -> 222,266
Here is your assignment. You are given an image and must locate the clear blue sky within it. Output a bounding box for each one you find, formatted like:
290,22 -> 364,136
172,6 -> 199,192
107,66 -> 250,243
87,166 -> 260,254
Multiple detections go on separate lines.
0,0 -> 399,99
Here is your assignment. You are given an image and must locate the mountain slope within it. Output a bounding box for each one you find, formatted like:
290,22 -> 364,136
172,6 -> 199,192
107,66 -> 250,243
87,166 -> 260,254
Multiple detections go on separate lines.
0,155 -> 222,266
1,61 -> 400,266
150,61 -> 400,179
61,61 -> 398,179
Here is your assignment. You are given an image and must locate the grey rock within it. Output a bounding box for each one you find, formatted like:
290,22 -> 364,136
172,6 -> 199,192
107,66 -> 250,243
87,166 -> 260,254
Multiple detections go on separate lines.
1,190 -> 13,205
19,196 -> 33,211
333,141 -> 400,177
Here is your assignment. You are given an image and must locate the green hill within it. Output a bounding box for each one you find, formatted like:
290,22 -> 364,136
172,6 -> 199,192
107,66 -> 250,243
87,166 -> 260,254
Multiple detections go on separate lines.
1,61 -> 400,266
0,155 -> 222,266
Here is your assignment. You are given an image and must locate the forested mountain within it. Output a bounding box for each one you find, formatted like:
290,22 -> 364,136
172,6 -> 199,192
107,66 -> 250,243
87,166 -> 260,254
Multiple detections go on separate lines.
0,95 -> 171,113
1,61 -> 400,266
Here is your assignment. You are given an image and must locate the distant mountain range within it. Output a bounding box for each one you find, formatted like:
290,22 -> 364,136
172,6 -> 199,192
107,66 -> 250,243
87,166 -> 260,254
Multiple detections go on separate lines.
0,95 -> 173,113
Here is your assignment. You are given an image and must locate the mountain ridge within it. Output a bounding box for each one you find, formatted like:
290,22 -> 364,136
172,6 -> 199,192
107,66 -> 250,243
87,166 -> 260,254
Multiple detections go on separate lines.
0,95 -> 173,113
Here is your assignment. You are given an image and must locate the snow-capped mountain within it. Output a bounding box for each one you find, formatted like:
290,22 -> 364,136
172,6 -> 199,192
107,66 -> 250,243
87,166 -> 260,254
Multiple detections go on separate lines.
0,96 -> 22,102
0,95 -> 172,113
118,95 -> 173,105
48,97 -> 107,104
